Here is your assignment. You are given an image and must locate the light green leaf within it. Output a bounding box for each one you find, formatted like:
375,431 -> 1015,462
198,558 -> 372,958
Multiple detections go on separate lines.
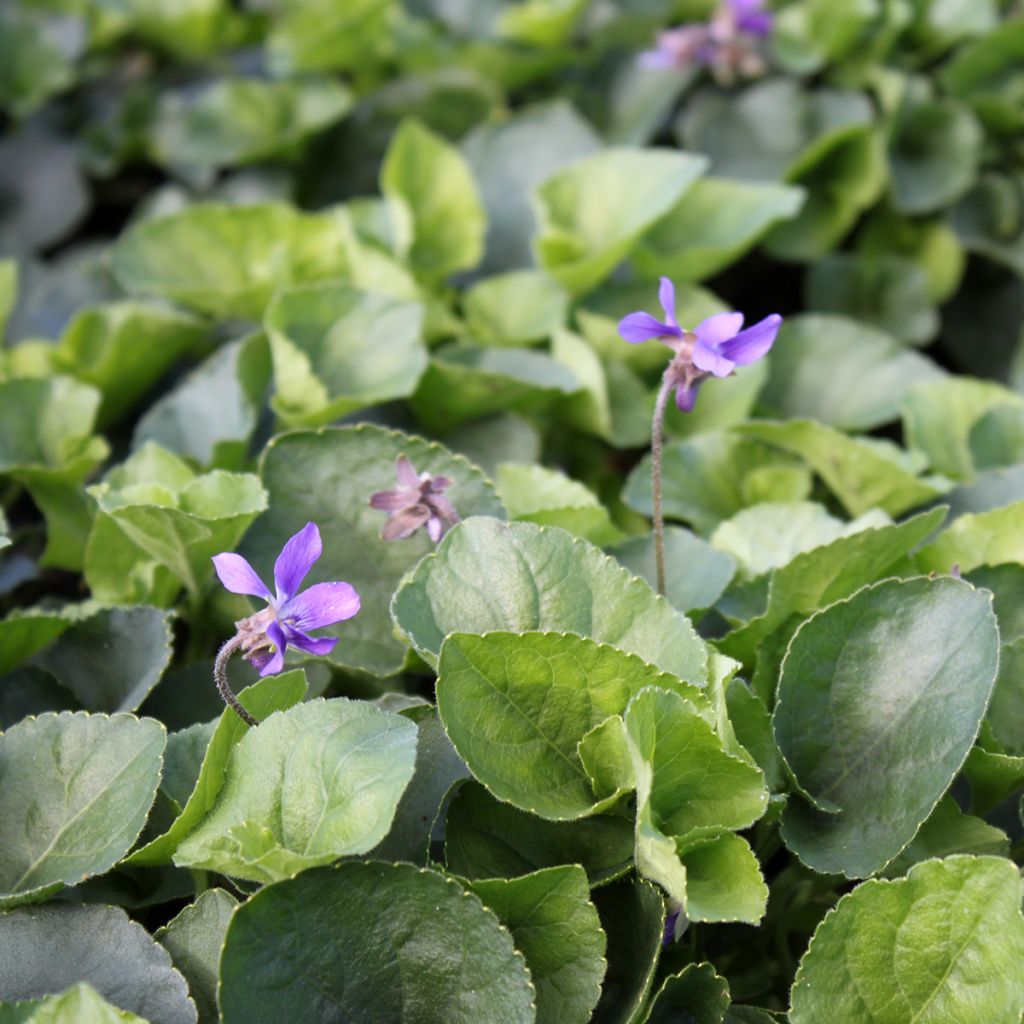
0,712 -> 165,909
646,962 -> 730,1024
133,333 -> 271,470
410,344 -> 579,433
463,270 -> 569,346
151,77 -> 353,173
393,517 -> 708,681
0,377 -> 108,570
381,119 -> 485,281
438,631 -> 708,819
156,889 -> 238,1024
941,18 -> 1024,134
125,670 -> 306,867
219,862 -> 535,1023
88,443 -> 267,598
534,148 -> 707,295
776,577 -> 999,877
622,432 -> 813,536
111,202 -> 350,320
251,425 -> 504,676
444,779 -> 634,885
96,0 -> 234,61
0,8 -> 83,119
0,904 -> 196,1024
790,856 -> 1024,1023
634,178 -> 805,282
903,376 -> 1024,480
469,866 -> 605,1024
916,501 -> 1024,574
0,612 -> 72,676
174,698 -> 418,884
264,282 -> 427,427
0,259 -> 16,340
611,527 -> 736,614
889,99 -> 983,214
761,314 -> 945,431
734,419 -> 945,517
11,982 -> 150,1024
962,745 -> 1024,816
719,507 -> 948,666
54,302 -> 211,428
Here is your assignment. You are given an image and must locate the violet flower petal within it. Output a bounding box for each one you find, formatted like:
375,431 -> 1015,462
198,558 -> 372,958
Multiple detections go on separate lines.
369,490 -> 411,511
381,505 -> 432,540
273,522 -> 322,601
260,620 -> 288,676
427,517 -> 443,543
618,312 -> 681,344
675,381 -> 701,411
281,581 -> 360,631
717,313 -> 782,365
658,276 -> 678,328
691,337 -> 736,377
430,475 -> 453,491
286,626 -> 339,657
395,455 -> 421,489
694,311 -> 744,348
211,553 -> 272,600
639,49 -> 677,69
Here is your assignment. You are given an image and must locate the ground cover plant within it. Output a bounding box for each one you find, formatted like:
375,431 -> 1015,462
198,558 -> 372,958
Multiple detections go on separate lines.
2,0 -> 1024,1021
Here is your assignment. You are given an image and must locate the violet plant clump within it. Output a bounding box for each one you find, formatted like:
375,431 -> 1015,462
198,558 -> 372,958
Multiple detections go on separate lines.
641,0 -> 773,83
211,521 -> 360,725
619,276 -> 781,594
370,455 -> 460,542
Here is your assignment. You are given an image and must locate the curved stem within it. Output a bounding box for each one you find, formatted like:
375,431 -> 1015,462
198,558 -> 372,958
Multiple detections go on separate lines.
650,372 -> 675,597
214,635 -> 258,727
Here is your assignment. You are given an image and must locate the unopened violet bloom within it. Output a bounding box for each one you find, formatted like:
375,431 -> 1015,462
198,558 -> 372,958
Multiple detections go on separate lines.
618,276 -> 781,411
212,522 -> 359,676
369,456 -> 459,542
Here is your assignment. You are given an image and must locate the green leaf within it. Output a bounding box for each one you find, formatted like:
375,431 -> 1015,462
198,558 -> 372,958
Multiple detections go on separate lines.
393,518 -> 708,681
370,705 -> 470,864
444,779 -> 633,884
611,527 -> 736,614
161,721 -> 217,811
967,563 -> 1024,643
962,745 -> 1024,816
0,711 -> 165,909
220,862 -> 535,1023
889,99 -> 983,215
0,8 -> 82,119
986,638 -> 1024,755
111,202 -> 350,320
534,148 -> 707,295
125,670 -> 306,867
151,77 -> 353,174
381,119 -> 485,281
96,0 -> 234,60
174,698 -> 418,883
0,904 -> 196,1024
462,99 -> 601,273
0,377 -> 108,570
634,178 -> 805,282
88,443 -> 267,598
902,376 -> 1024,480
156,889 -> 238,1024
941,18 -> 1024,134
133,333 -> 271,470
0,259 -> 15,340
410,344 -> 579,433
251,425 -> 504,676
468,866 -> 605,1024
9,983 -> 150,1024
790,856 -> 1024,1023
761,314 -> 945,431
53,302 -> 211,428
264,282 -> 427,427
590,879 -> 664,1024
34,606 -> 173,713
463,270 -> 569,346
726,678 -> 784,792
0,612 -> 72,676
646,962 -> 730,1024
776,577 -> 999,877
916,501 -> 1024,574
622,432 -> 813,536
733,419 -> 944,517
439,631 -> 708,819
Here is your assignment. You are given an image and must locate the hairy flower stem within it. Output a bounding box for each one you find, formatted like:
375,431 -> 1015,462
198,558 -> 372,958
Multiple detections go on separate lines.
651,371 -> 676,596
214,634 -> 259,727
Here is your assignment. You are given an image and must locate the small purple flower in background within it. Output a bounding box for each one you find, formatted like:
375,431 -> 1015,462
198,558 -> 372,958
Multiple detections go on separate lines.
663,904 -> 686,945
370,456 -> 460,542
618,276 -> 781,412
640,0 -> 773,83
213,522 -> 360,677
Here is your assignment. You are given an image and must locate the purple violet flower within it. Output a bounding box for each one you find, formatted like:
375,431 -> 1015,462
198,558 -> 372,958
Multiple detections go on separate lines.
212,522 -> 359,676
618,276 -> 781,411
369,456 -> 459,542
